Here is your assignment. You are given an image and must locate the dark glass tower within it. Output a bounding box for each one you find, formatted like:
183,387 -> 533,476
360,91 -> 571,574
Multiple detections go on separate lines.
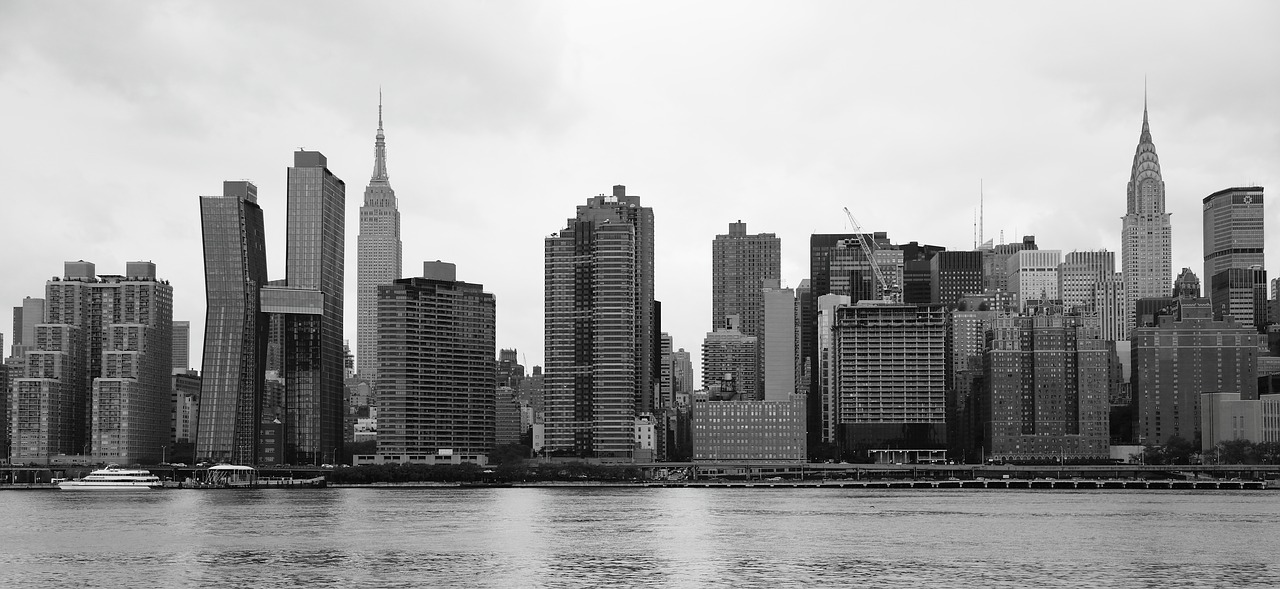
196,181 -> 268,464
283,151 -> 346,465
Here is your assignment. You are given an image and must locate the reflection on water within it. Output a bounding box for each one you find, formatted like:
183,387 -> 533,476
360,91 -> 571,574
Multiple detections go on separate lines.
1,488 -> 1277,588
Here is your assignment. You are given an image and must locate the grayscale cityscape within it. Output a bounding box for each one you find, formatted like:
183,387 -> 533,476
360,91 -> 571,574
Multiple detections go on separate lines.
1,2 -> 1277,587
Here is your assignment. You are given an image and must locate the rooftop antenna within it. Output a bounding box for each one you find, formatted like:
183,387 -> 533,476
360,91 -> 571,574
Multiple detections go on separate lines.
972,209 -> 977,250
979,179 -> 985,248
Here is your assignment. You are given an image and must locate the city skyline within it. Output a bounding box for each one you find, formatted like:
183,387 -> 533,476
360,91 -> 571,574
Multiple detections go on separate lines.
1,3 -> 1277,378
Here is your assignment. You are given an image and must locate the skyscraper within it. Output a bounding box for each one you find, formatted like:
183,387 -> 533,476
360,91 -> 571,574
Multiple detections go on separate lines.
544,185 -> 655,458
196,181 -> 268,464
356,96 -> 403,382
283,150 -> 346,465
1008,249 -> 1062,312
1203,187 -> 1265,326
832,301 -> 946,455
374,262 -> 496,462
711,221 -> 780,337
171,320 -> 190,374
1121,100 -> 1173,333
761,279 -> 796,402
12,261 -> 172,464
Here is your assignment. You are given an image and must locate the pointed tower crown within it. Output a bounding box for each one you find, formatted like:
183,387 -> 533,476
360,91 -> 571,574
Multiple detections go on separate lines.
371,90 -> 389,183
1126,96 -> 1164,216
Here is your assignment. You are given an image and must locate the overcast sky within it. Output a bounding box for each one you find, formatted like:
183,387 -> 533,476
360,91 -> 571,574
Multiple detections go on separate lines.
1,2 -> 1277,379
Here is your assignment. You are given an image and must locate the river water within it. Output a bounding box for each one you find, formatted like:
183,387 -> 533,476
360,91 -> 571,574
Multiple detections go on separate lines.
1,487 -> 1276,588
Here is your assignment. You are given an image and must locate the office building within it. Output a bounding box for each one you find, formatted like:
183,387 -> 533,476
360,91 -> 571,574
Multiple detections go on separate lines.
761,280 -> 796,401
832,301 -> 946,455
1203,187 -> 1264,282
544,185 -> 655,458
982,314 -> 1112,463
1210,267 -> 1268,329
1132,298 -> 1258,445
817,293 -> 850,444
1202,187 -> 1265,328
12,261 -> 172,464
1008,249 -> 1062,312
982,236 -> 1037,296
930,250 -> 984,308
901,241 -> 946,306
356,98 -> 403,382
1121,101 -> 1173,331
171,320 -> 190,374
1058,251 -> 1115,313
691,393 -> 806,462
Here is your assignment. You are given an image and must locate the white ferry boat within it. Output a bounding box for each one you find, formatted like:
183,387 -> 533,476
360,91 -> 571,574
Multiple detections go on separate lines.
58,465 -> 163,490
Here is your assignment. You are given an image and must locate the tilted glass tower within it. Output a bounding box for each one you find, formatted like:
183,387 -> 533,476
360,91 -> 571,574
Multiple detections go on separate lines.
1121,98 -> 1172,336
196,181 -> 268,464
356,94 -> 402,382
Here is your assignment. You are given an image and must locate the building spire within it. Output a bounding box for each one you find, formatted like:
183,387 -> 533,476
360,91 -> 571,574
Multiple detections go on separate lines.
371,89 -> 389,182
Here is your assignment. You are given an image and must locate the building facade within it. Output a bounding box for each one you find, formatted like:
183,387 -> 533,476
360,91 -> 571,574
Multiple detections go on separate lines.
1121,103 -> 1173,332
982,314 -> 1111,462
171,320 -> 190,374
761,280 -> 796,401
832,302 -> 947,455
278,151 -> 346,465
701,316 -> 759,401
1203,186 -> 1264,284
12,262 -> 172,464
375,263 -> 496,461
1131,298 -> 1258,445
196,180 -> 268,464
544,185 -> 655,458
930,250 -> 984,308
1008,249 -> 1062,312
691,394 -> 806,462
711,221 -> 780,337
356,98 -> 403,383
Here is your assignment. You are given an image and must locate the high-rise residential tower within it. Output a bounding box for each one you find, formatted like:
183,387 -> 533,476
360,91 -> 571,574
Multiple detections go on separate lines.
12,261 -> 172,464
283,150 -> 346,465
1121,100 -> 1173,334
544,185 -> 655,458
356,96 -> 403,383
374,262 -> 496,462
711,221 -> 781,337
196,181 -> 268,464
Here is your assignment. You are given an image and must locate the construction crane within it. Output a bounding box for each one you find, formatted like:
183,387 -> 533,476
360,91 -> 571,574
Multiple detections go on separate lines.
843,206 -> 900,303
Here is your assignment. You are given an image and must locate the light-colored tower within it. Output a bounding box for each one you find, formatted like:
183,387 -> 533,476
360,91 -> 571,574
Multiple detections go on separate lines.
761,279 -> 796,402
356,94 -> 403,382
1121,99 -> 1172,335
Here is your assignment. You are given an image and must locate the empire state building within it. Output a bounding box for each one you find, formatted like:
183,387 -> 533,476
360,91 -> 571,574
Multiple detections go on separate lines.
357,95 -> 403,380
1121,99 -> 1172,336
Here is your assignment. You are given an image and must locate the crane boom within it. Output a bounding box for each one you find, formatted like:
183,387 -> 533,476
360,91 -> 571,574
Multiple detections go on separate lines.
842,207 -> 897,302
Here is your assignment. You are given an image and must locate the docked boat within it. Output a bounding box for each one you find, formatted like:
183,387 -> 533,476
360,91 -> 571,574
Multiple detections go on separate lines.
58,465 -> 163,490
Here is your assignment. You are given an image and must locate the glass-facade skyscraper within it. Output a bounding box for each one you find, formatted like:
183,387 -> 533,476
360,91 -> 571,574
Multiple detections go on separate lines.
283,150 -> 346,465
196,181 -> 268,464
